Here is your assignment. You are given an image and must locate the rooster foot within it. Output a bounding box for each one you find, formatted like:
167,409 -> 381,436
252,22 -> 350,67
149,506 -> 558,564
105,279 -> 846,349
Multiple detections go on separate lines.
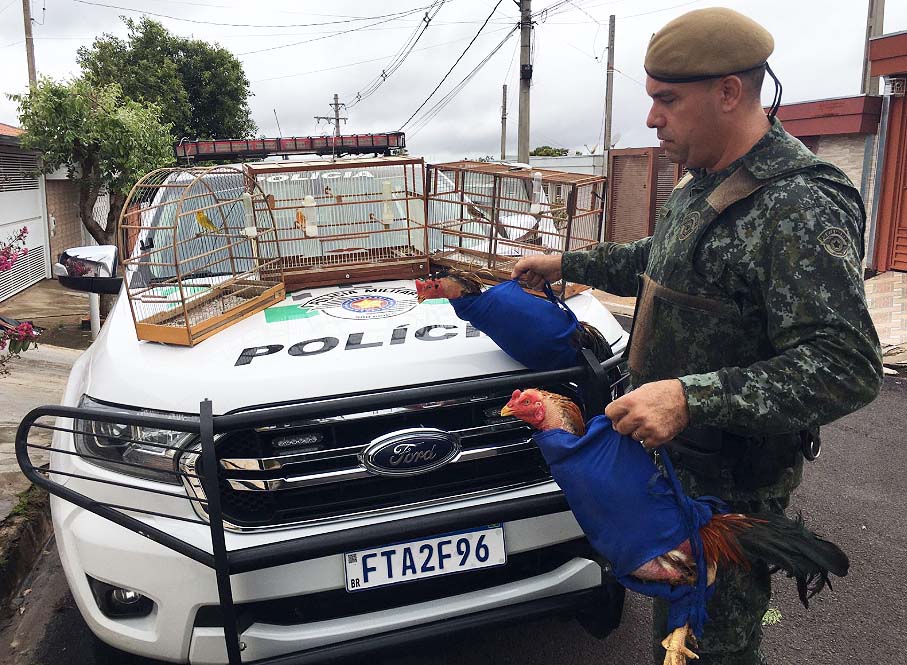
661,624 -> 699,665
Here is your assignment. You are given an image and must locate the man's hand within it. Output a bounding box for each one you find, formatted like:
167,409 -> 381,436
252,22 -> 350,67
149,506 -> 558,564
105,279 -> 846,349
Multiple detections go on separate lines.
604,379 -> 690,448
510,255 -> 562,290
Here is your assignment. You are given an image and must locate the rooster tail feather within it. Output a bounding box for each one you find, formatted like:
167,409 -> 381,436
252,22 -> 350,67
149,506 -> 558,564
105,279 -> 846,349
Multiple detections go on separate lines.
573,321 -> 612,362
735,511 -> 849,608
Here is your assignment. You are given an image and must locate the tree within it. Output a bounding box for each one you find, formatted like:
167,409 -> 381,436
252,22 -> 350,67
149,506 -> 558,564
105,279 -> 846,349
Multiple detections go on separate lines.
530,146 -> 568,157
12,78 -> 173,246
77,17 -> 257,141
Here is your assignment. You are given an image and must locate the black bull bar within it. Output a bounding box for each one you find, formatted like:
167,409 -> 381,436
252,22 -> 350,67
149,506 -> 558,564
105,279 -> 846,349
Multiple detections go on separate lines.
16,350 -> 623,664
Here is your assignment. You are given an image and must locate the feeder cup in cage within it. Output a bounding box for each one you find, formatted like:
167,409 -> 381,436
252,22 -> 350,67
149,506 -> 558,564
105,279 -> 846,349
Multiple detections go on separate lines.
529,171 -> 544,216
381,180 -> 394,229
296,195 -> 319,238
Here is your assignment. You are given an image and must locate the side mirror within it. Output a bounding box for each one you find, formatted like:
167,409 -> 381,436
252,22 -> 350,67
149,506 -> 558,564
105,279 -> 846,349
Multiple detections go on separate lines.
53,245 -> 123,295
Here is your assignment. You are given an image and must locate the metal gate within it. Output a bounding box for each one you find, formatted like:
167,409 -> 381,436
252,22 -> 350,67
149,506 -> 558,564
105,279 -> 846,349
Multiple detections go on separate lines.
0,147 -> 48,301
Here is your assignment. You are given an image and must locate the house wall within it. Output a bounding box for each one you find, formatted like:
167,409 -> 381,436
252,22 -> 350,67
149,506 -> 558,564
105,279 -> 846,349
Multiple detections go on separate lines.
812,133 -> 879,255
45,179 -> 83,262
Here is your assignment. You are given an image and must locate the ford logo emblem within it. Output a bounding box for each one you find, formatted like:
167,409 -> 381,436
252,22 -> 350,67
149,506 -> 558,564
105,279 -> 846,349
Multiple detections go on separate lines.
361,428 -> 461,477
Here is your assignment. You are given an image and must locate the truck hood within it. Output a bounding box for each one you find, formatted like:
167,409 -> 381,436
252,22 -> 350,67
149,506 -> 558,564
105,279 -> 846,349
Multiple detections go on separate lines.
84,280 -> 628,414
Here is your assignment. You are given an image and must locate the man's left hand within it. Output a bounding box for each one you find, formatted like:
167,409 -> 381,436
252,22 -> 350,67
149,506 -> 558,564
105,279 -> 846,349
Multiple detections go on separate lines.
605,379 -> 690,448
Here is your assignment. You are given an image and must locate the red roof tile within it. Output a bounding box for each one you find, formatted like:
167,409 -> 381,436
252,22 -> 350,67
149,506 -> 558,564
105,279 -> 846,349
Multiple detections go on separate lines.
0,122 -> 24,137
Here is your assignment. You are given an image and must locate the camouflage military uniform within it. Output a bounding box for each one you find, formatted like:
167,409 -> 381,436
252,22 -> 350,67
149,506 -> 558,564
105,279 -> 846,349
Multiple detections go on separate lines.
562,119 -> 883,664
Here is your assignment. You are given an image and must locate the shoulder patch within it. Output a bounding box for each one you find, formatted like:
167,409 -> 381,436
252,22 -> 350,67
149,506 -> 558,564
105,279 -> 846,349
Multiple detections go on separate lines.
817,227 -> 850,258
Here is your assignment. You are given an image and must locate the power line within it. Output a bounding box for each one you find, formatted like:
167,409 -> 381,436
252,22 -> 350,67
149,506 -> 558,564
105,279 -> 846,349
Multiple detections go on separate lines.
347,0 -> 448,109
72,0 -> 433,29
409,26 -> 518,136
252,27 -> 513,83
237,8 -> 430,56
399,0 -> 507,131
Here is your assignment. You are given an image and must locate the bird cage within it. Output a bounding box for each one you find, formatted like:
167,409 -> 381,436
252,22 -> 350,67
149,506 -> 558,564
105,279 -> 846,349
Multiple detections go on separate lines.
426,162 -> 606,295
118,166 -> 285,346
245,156 -> 429,290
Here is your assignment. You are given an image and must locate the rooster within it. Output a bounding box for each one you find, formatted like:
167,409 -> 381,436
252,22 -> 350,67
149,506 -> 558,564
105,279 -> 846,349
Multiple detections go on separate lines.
415,268 -> 611,362
501,388 -> 849,665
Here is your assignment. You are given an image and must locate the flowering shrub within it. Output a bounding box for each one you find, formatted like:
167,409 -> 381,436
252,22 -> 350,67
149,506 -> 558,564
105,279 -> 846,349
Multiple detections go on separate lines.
1,227 -> 39,375
0,226 -> 29,271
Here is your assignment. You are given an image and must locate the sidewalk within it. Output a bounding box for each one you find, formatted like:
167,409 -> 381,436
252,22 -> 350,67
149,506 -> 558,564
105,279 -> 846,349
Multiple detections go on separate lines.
1,279 -> 88,615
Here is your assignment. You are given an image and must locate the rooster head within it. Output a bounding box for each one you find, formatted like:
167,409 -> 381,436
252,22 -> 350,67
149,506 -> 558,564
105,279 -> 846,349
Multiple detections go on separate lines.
500,389 -> 547,428
501,388 -> 585,435
415,277 -> 445,303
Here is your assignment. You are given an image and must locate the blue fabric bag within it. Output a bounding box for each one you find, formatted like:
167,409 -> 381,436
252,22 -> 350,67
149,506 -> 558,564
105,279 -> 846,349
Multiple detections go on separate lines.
533,415 -> 720,637
448,280 -> 581,371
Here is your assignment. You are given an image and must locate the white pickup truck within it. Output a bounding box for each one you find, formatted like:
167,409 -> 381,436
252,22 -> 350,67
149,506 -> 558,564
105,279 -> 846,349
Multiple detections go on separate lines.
18,156 -> 629,664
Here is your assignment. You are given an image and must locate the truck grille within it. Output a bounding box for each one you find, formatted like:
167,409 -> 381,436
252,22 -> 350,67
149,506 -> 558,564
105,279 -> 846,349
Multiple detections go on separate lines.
180,388 -> 573,530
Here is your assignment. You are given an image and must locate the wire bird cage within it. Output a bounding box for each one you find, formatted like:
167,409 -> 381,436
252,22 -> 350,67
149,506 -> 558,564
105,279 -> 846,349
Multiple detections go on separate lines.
426,162 -> 606,295
118,166 -> 286,346
245,157 -> 429,290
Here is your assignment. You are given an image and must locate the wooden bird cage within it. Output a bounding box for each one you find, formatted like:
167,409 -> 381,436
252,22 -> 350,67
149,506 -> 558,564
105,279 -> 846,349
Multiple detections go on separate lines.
425,162 -> 606,295
244,157 -> 429,290
118,166 -> 285,346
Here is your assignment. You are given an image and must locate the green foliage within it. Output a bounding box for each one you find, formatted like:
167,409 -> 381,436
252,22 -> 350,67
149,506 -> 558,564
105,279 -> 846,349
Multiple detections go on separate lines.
78,17 -> 257,141
761,608 -> 782,626
11,77 -> 173,244
13,78 -> 172,195
529,145 -> 569,157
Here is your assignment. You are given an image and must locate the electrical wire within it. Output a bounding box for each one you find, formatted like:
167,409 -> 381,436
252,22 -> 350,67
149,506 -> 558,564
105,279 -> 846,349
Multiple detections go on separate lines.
237,8 -> 431,56
72,0 -> 433,29
399,0 -> 507,131
346,0 -> 448,109
251,28 -> 512,84
408,26 -> 518,136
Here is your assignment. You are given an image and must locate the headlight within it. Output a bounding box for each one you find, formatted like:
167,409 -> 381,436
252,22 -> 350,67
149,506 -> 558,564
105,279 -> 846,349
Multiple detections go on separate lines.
73,395 -> 196,485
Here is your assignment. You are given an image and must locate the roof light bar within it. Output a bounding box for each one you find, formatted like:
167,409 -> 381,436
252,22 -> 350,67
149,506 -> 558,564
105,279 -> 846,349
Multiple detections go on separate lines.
173,132 -> 406,161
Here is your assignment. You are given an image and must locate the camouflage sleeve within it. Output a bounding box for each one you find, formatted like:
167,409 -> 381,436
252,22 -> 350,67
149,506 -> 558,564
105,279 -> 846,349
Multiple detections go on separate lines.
561,236 -> 653,296
679,179 -> 883,435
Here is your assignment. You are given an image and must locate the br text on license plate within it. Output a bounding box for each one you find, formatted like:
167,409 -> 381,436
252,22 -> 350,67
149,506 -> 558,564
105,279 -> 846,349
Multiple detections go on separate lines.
344,525 -> 506,591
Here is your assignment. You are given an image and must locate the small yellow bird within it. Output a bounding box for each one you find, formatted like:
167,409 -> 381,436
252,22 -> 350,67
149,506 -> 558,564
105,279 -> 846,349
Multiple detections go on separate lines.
195,210 -> 218,233
295,209 -> 306,230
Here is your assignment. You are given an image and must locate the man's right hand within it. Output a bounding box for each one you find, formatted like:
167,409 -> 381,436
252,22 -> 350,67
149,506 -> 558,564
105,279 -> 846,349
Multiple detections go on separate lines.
510,255 -> 563,290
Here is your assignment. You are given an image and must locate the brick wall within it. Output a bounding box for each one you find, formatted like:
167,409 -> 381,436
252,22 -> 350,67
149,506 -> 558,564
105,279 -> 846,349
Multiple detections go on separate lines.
45,179 -> 83,262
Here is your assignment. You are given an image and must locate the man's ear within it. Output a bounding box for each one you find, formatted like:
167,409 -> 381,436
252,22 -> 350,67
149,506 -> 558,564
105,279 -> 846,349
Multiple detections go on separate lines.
717,75 -> 745,113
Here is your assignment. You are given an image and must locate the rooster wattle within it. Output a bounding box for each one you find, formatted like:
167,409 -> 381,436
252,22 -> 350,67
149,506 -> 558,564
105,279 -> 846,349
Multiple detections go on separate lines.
501,388 -> 849,665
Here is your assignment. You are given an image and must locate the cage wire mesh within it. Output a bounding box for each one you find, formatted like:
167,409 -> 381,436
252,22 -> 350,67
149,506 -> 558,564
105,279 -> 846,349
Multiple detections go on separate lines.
426,163 -> 605,294
118,166 -> 285,346
245,157 -> 429,290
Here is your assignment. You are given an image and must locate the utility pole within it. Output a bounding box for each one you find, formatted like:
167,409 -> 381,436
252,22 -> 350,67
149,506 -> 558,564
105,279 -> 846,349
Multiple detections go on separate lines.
314,93 -> 348,137
517,0 -> 531,164
21,0 -> 37,86
861,0 -> 885,95
500,84 -> 508,160
602,14 -> 615,177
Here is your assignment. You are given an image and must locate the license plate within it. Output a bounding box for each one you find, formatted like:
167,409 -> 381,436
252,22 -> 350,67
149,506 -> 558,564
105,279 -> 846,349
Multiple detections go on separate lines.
344,525 -> 506,592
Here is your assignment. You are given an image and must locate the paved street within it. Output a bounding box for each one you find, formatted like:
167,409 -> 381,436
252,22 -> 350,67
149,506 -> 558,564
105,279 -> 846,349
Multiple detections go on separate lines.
2,375 -> 903,665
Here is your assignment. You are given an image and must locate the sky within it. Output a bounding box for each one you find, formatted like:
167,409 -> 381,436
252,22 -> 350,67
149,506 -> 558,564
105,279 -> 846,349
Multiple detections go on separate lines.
1,0 -> 906,163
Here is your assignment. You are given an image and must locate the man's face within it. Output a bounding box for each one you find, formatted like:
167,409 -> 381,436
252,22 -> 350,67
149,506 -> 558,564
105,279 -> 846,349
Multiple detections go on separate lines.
645,77 -> 721,168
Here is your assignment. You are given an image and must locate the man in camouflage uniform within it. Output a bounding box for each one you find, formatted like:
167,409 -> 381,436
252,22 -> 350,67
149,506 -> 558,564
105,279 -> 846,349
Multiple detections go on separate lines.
512,7 -> 882,664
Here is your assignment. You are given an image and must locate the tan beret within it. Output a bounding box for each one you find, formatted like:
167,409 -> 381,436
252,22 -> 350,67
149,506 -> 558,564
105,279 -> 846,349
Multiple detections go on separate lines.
644,7 -> 774,82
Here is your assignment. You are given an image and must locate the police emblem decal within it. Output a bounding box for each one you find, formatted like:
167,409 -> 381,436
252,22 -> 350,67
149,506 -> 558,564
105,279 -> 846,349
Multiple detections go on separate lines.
818,228 -> 850,258
678,211 -> 701,241
304,287 -> 419,320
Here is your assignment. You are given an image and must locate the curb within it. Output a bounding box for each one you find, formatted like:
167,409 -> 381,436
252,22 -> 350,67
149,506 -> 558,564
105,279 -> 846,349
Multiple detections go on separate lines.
0,485 -> 52,619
